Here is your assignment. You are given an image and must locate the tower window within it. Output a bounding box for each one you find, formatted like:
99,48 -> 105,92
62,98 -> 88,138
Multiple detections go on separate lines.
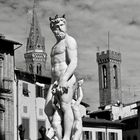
127,136 -> 131,140
133,135 -> 137,140
37,45 -> 41,48
102,65 -> 107,89
113,65 -> 118,89
37,63 -> 42,75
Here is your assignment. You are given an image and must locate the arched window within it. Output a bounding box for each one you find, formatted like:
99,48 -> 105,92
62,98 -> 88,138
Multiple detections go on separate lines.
37,63 -> 42,75
102,65 -> 107,89
113,65 -> 118,88
133,135 -> 137,140
37,45 -> 41,48
29,64 -> 33,73
127,136 -> 131,140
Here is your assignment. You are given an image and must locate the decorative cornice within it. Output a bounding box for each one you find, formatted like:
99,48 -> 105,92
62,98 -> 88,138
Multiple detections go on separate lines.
24,52 -> 47,62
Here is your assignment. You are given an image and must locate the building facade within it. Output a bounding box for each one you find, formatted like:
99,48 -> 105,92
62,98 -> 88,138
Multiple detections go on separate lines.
0,34 -> 21,140
121,101 -> 140,140
13,5 -> 51,139
14,69 -> 89,140
83,117 -> 123,140
14,70 -> 51,140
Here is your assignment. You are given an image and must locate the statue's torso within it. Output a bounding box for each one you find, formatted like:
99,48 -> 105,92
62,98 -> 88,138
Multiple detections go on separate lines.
51,39 -> 68,81
50,37 -> 76,103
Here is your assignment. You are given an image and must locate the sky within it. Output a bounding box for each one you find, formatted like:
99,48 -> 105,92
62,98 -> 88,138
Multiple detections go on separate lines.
0,0 -> 140,111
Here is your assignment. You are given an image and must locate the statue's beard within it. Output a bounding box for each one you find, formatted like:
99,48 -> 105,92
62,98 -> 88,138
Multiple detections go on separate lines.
54,30 -> 66,40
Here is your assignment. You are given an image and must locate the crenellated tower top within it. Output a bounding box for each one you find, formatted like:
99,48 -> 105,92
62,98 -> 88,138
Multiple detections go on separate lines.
97,50 -> 121,64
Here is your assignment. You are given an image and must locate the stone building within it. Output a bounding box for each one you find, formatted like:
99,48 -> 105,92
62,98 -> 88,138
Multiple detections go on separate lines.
13,3 -> 50,140
14,69 -> 51,140
121,101 -> 140,140
82,117 -> 123,140
94,49 -> 140,140
96,50 -> 122,107
14,69 -> 89,140
0,34 -> 21,140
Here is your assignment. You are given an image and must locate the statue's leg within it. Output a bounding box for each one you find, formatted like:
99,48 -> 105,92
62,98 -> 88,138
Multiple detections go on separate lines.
52,109 -> 62,140
61,102 -> 74,140
71,121 -> 82,140
61,85 -> 74,140
61,75 -> 76,140
44,85 -> 54,122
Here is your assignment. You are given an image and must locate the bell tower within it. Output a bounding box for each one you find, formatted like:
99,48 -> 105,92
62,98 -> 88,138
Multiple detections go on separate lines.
24,1 -> 47,76
96,50 -> 122,107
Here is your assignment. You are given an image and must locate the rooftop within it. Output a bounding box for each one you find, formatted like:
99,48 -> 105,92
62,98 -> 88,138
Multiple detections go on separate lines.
88,109 -> 111,115
0,34 -> 22,45
15,69 -> 51,84
83,117 -> 124,128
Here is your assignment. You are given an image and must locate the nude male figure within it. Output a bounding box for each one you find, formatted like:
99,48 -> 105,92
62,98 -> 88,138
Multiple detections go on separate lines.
71,80 -> 83,140
45,14 -> 78,140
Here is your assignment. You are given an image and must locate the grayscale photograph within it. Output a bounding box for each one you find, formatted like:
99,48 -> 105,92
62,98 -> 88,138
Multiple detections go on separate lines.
0,0 -> 140,140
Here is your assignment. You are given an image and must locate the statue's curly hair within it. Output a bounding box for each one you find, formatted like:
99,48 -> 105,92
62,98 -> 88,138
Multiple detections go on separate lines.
49,14 -> 66,30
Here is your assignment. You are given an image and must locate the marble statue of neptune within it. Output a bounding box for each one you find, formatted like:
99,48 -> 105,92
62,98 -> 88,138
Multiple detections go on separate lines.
45,14 -> 82,140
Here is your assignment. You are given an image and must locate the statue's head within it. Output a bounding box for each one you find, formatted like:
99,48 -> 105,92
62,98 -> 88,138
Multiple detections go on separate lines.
49,14 -> 67,40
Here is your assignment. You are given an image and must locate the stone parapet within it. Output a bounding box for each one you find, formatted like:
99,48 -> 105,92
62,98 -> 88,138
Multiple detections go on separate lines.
97,50 -> 121,64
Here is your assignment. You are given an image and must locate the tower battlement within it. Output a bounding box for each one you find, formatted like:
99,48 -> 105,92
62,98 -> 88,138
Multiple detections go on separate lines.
97,50 -> 121,64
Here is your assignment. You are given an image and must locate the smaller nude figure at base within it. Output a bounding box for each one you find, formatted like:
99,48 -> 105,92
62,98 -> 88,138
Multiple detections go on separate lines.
71,80 -> 84,140
46,82 -> 63,140
51,83 -> 63,140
